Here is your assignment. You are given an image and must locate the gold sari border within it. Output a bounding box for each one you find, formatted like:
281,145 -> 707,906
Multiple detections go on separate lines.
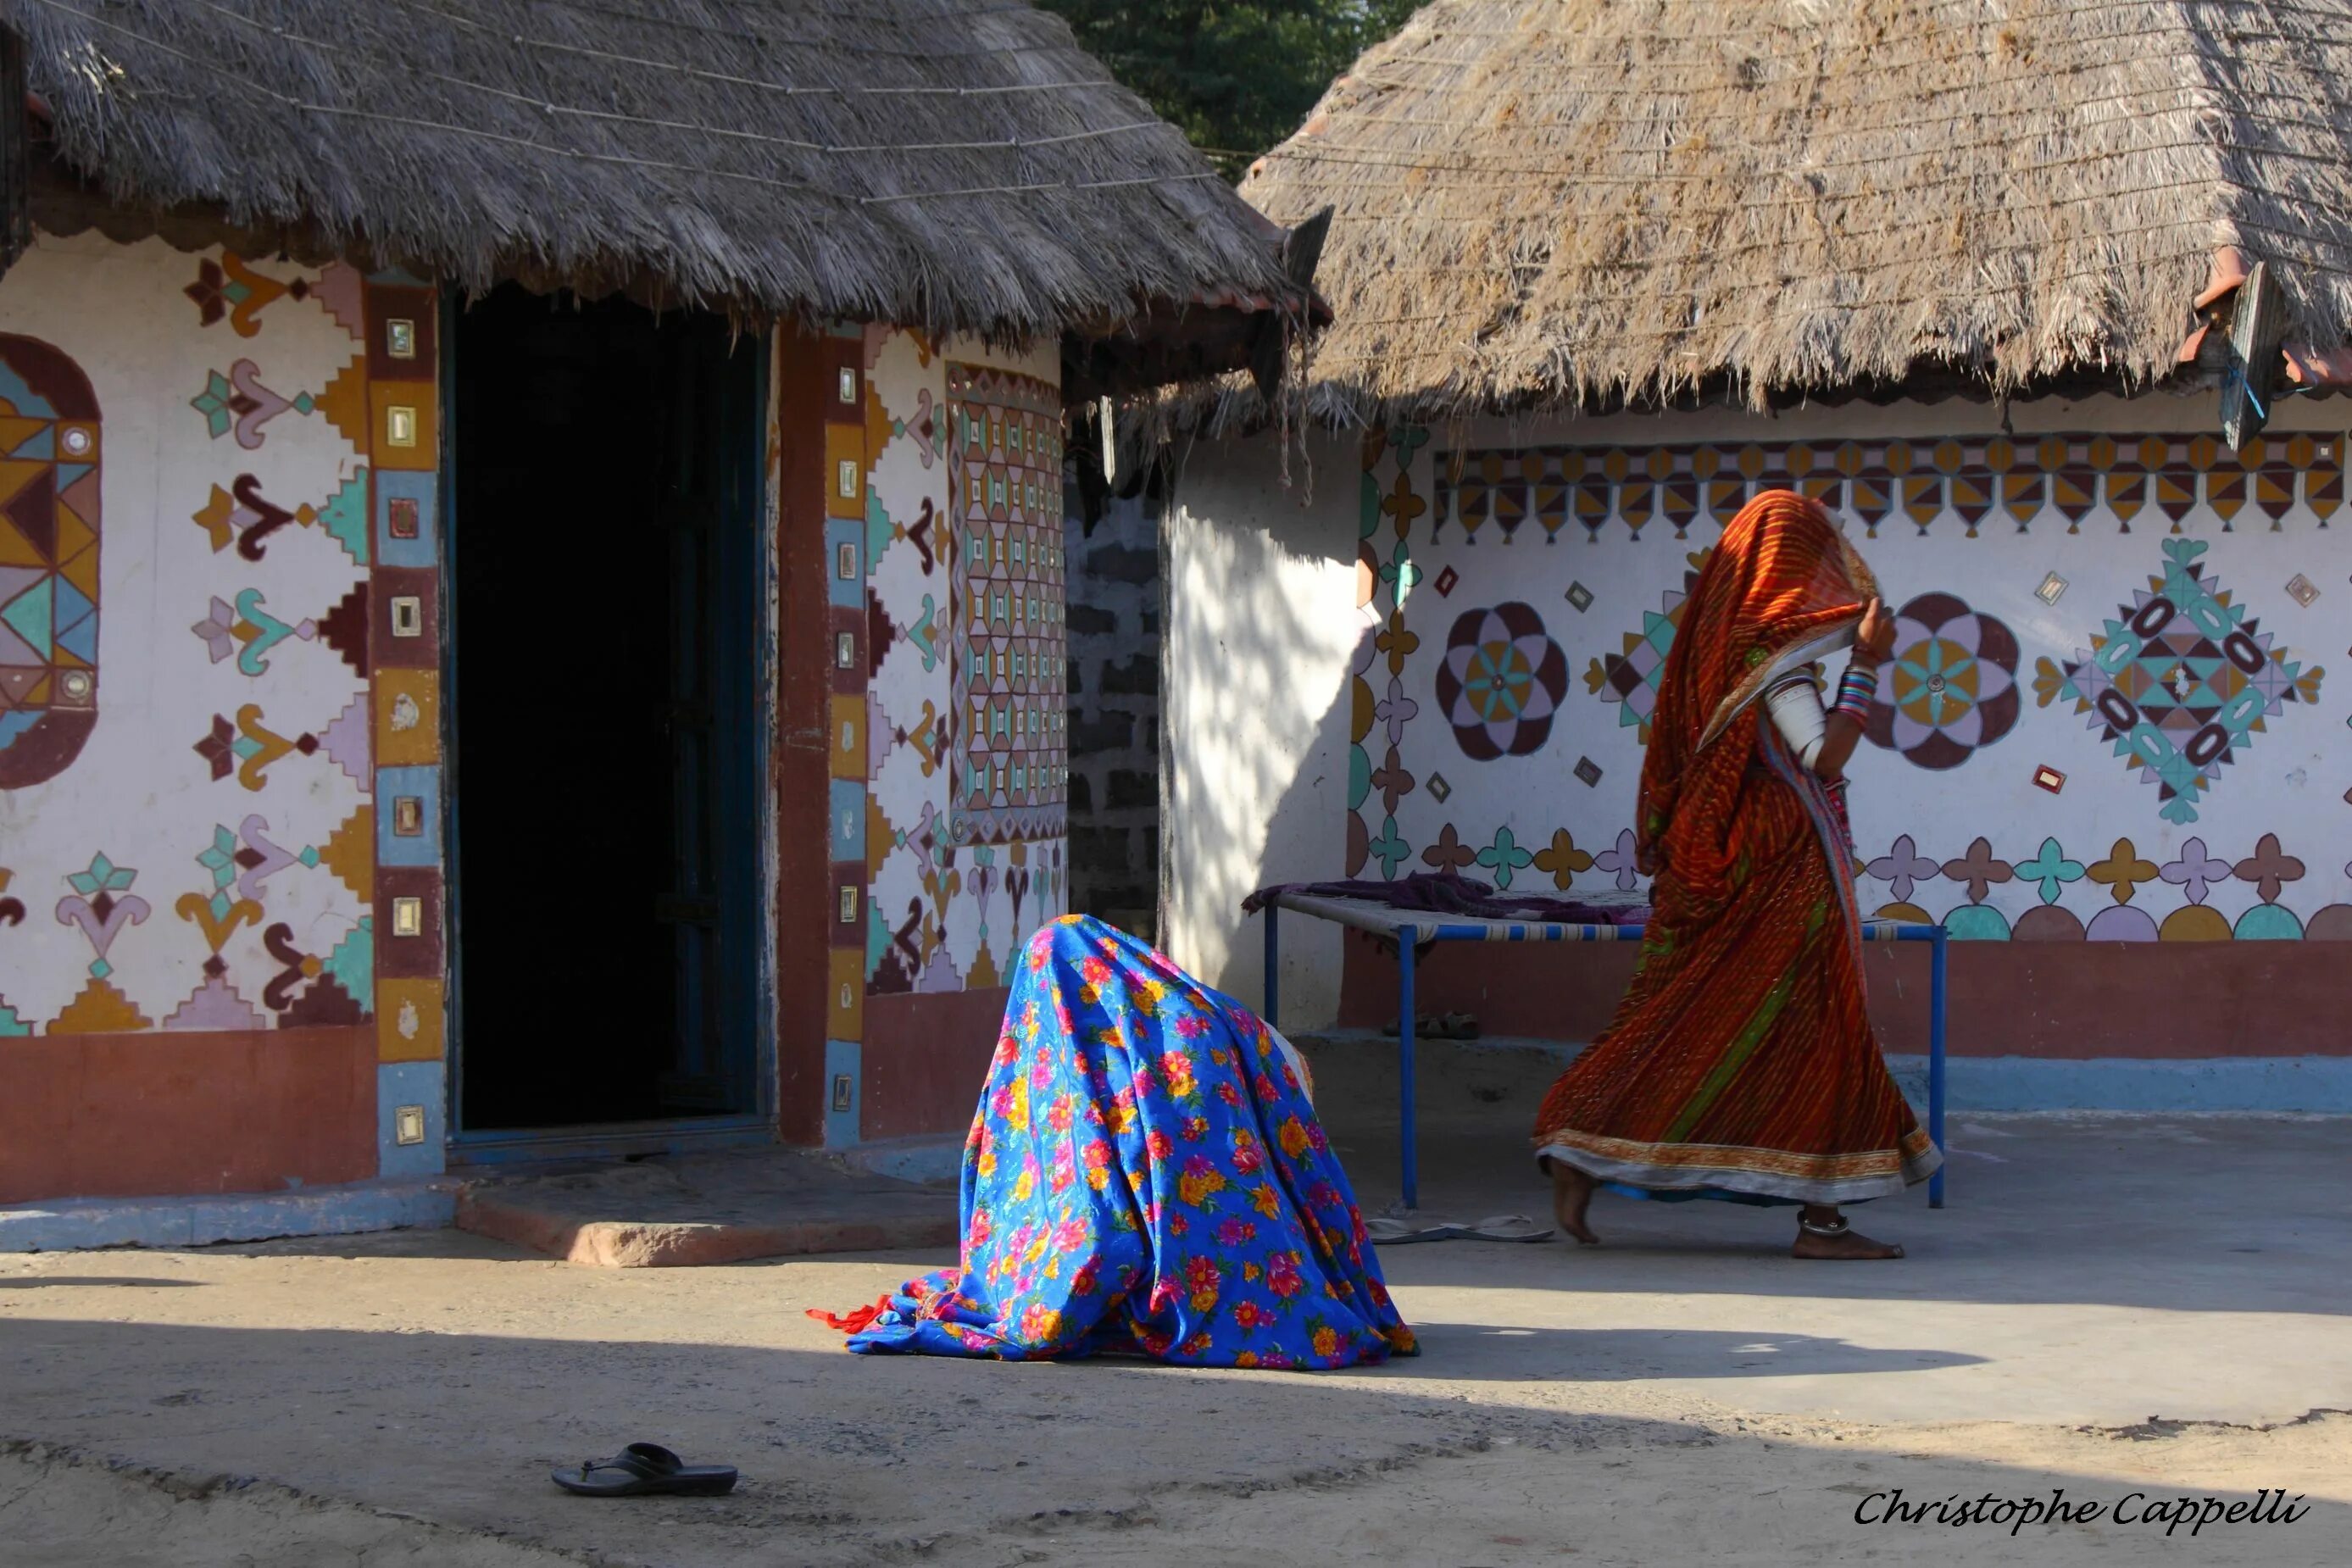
1534,1125 -> 1943,1206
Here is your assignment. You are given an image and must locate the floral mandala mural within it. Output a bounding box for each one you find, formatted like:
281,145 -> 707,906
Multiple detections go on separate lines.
1863,592 -> 2021,770
1435,601 -> 1568,759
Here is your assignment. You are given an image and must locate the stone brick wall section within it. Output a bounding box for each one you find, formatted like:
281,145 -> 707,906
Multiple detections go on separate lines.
1063,486 -> 1161,942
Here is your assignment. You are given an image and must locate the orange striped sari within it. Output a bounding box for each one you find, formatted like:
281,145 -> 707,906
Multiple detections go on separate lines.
1531,492 -> 1940,1204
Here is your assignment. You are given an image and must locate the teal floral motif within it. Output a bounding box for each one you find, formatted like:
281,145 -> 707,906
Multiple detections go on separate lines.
1366,816 -> 1410,879
197,826 -> 237,886
190,370 -> 239,440
1476,827 -> 1534,890
68,853 -> 136,898
196,825 -> 240,921
1380,541 -> 1423,603
908,592 -> 940,672
2016,838 -> 2085,904
231,589 -> 299,676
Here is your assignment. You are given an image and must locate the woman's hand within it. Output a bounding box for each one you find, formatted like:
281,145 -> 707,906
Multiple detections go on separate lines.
1852,597 -> 1895,668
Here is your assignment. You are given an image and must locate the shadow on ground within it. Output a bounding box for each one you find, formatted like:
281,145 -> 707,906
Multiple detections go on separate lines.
2,1309 -> 2343,1568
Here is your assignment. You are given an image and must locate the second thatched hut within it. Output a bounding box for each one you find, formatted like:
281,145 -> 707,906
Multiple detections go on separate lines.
1159,0 -> 2352,1110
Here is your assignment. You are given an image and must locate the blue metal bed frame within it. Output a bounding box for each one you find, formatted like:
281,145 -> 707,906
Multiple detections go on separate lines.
1254,891 -> 1948,1214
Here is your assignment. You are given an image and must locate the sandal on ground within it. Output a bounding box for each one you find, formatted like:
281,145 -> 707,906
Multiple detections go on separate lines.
552,1443 -> 737,1497
1366,1215 -> 1464,1244
1460,1213 -> 1554,1243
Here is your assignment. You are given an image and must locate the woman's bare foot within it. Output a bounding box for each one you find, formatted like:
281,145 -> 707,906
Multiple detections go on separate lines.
1548,1159 -> 1600,1245
1791,1205 -> 1902,1259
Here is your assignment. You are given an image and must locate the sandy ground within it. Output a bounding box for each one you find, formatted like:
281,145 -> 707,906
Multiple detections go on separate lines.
3,1042 -> 2347,1565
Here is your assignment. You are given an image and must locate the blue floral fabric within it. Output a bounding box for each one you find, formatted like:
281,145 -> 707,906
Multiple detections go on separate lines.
822,915 -> 1416,1369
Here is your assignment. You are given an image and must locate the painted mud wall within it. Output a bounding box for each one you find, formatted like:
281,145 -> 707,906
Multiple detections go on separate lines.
1169,395 -> 2352,1070
0,231 -> 447,1202
791,327 -> 1070,1146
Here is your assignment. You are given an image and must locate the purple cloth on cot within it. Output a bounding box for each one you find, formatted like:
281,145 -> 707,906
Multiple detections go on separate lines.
1242,871 -> 1647,926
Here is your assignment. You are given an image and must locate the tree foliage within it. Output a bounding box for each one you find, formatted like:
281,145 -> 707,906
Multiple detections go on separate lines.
1035,0 -> 1418,181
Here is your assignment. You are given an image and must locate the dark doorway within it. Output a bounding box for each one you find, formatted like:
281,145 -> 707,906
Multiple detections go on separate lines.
448,286 -> 763,1132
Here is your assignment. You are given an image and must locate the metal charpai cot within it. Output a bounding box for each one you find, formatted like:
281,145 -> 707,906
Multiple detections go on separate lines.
1252,891 -> 1949,1213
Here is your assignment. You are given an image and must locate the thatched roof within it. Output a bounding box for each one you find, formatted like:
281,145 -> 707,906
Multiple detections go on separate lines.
1237,0 -> 2352,422
0,0 -> 1299,347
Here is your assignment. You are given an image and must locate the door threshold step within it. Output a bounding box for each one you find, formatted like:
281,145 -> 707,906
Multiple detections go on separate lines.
455,1144 -> 955,1267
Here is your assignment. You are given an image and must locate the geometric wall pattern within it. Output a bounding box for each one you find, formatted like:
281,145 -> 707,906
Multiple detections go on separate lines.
947,362 -> 1066,844
0,236 -> 447,1174
1349,420 -> 2352,944
834,328 -> 1068,1141
2033,538 -> 2324,823
0,333 -> 103,788
1433,431 -> 2346,542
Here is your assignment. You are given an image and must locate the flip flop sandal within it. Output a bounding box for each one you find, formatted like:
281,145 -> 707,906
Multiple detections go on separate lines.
1437,1012 -> 1481,1040
1365,1215 -> 1464,1244
1460,1213 -> 1554,1243
552,1443 -> 738,1498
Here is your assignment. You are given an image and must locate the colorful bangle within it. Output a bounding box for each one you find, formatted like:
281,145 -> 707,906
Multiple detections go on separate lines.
1832,663 -> 1878,724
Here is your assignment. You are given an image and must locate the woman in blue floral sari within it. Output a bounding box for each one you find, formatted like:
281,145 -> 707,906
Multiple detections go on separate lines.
815,915 -> 1415,1370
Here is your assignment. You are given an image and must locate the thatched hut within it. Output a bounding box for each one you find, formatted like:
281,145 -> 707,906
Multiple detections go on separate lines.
0,0 -> 1317,1235
1162,0 -> 2352,1112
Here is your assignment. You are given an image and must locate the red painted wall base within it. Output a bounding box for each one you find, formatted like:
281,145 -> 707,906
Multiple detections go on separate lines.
1337,931 -> 2350,1059
861,988 -> 1009,1140
0,1026 -> 378,1204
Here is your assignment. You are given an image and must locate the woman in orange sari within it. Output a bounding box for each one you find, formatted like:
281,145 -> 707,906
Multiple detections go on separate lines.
1532,491 -> 1940,1259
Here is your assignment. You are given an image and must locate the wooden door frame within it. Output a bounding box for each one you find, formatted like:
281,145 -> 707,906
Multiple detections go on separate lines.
768,325 -> 836,1148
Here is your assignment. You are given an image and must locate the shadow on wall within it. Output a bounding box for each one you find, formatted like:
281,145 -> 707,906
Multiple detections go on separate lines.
1062,482 -> 1170,942
1163,431 -> 1361,1015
